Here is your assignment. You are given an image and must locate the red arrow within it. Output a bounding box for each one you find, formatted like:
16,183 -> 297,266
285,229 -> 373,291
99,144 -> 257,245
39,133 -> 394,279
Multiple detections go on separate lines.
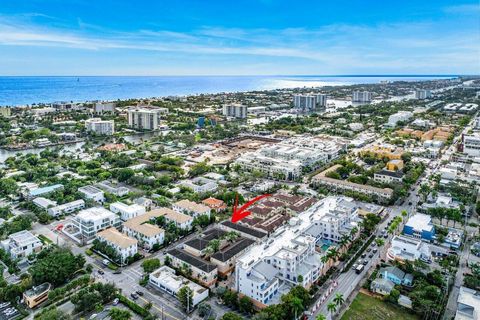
231,193 -> 271,223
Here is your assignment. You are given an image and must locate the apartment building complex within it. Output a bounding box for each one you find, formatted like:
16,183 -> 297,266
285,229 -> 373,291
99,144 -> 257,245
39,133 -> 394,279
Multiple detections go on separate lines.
293,94 -> 327,112
352,91 -> 372,103
222,104 -> 248,119
414,89 -> 432,100
387,235 -> 432,263
172,200 -> 211,219
235,196 -> 359,306
127,107 -> 168,130
96,228 -> 138,265
235,136 -> 346,181
85,118 -> 115,135
123,211 -> 165,250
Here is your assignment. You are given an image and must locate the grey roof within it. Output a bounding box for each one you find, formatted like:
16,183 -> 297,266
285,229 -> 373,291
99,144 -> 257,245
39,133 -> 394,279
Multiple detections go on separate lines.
376,169 -> 404,178
371,278 -> 394,292
379,266 -> 406,280
253,261 -> 278,280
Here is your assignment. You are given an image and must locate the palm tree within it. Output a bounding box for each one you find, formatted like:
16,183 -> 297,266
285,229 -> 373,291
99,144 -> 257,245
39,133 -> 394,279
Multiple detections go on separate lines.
339,235 -> 350,250
333,293 -> 344,307
350,226 -> 358,238
290,296 -> 304,320
316,315 -> 327,320
327,302 -> 337,315
327,247 -> 339,262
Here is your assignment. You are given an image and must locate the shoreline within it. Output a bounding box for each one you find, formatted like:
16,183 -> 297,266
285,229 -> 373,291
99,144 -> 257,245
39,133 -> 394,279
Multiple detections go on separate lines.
0,75 -> 456,107
0,139 -> 84,151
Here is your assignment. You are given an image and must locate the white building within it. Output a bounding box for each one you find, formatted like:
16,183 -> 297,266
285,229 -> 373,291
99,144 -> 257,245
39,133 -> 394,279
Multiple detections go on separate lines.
235,197 -> 360,306
94,102 -> 116,114
387,111 -> 413,128
1,230 -> 43,260
149,266 -> 209,307
32,197 -> 57,211
235,135 -> 346,181
85,118 -> 115,136
96,228 -> 138,265
127,107 -> 168,130
110,202 -> 146,221
415,89 -> 432,100
222,104 -> 248,119
455,286 -> 479,320
179,177 -> 218,193
373,169 -> 404,184
73,207 -> 121,242
293,94 -> 327,112
352,91 -> 372,103
172,200 -> 211,219
123,213 -> 165,250
462,133 -> 480,157
149,208 -> 194,230
387,235 -> 432,263
78,185 -> 105,203
48,199 -> 85,217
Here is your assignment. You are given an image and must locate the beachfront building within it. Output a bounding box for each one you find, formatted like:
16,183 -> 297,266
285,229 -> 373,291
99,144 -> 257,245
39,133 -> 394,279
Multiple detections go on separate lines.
1,230 -> 43,261
96,228 -> 138,264
94,101 -> 116,114
85,118 -> 115,135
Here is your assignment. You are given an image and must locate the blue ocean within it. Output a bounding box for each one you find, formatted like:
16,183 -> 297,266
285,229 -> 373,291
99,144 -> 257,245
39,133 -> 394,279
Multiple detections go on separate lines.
0,75 -> 455,106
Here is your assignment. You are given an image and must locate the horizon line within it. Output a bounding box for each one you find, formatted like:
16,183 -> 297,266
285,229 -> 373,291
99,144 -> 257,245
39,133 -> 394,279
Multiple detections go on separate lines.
0,74 -> 473,78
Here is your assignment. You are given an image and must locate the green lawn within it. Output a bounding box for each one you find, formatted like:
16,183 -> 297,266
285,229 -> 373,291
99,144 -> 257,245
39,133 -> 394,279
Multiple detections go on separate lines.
341,293 -> 419,320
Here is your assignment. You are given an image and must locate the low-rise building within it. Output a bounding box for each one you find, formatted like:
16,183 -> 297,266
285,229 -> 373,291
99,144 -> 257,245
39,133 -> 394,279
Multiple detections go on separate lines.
312,165 -> 393,203
48,199 -> 85,217
123,212 -> 165,250
373,169 -> 404,184
23,184 -> 63,199
403,213 -> 435,241
110,202 -> 146,221
23,283 -> 51,309
166,248 -> 218,287
32,197 -> 57,211
1,230 -> 43,260
378,266 -> 413,286
387,235 -> 432,263
370,278 -> 395,296
96,181 -> 130,197
173,200 -> 211,219
179,177 -> 218,193
72,207 -> 121,243
96,228 -> 138,265
201,197 -> 227,212
455,286 -> 480,320
149,266 -> 209,307
78,185 -> 105,203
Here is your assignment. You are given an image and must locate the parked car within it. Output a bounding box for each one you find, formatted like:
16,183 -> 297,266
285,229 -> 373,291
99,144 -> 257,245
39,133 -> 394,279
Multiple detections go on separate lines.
97,269 -> 104,275
113,270 -> 122,274
352,264 -> 358,270
130,293 -> 139,300
136,290 -> 144,296
113,298 -> 119,305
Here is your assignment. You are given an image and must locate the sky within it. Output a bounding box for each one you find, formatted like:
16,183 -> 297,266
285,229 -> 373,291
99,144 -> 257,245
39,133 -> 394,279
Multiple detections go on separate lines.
0,0 -> 479,76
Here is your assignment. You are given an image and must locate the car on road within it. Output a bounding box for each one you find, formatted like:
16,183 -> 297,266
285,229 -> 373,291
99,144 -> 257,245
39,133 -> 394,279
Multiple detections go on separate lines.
102,259 -> 110,266
368,253 -> 374,258
113,270 -> 122,274
383,233 -> 388,239
352,264 -> 358,270
97,269 -> 104,275
355,264 -> 365,274
130,293 -> 139,300
362,259 -> 368,265
373,248 -> 378,254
